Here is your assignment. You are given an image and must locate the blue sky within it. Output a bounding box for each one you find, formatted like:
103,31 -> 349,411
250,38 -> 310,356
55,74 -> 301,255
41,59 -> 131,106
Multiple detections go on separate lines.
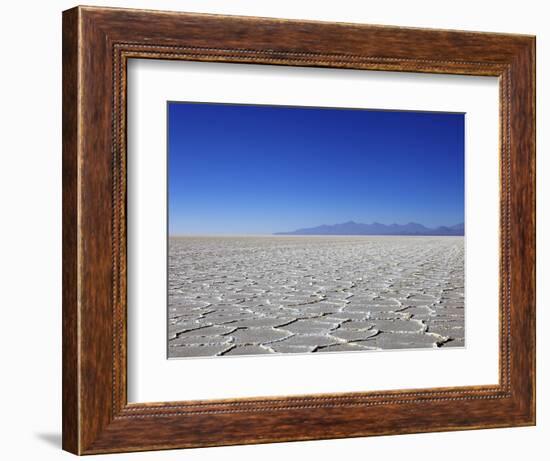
168,102 -> 464,235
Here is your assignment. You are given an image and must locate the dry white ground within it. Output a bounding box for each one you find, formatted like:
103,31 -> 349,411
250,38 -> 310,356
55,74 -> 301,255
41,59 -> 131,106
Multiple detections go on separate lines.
168,236 -> 464,358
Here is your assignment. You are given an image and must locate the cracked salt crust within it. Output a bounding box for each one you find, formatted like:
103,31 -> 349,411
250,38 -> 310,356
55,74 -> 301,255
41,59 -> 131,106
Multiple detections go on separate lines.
168,236 -> 464,358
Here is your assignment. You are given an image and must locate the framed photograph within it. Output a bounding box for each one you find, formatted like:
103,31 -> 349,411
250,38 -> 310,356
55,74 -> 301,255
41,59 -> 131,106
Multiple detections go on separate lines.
62,5 -> 536,454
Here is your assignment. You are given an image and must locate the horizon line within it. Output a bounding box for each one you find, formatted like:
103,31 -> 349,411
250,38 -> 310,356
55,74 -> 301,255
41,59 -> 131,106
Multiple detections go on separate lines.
169,220 -> 464,236
168,234 -> 465,238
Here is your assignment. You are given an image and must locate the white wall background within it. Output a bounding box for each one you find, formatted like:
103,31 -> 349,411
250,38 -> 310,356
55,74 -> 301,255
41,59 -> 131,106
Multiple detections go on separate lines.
0,1 -> 545,459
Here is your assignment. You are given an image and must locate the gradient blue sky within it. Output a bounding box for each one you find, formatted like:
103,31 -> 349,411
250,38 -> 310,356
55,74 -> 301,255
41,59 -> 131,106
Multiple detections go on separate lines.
168,102 -> 464,235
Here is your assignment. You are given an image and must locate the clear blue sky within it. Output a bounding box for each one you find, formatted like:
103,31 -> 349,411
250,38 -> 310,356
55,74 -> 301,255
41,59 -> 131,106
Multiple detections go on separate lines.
168,102 -> 464,235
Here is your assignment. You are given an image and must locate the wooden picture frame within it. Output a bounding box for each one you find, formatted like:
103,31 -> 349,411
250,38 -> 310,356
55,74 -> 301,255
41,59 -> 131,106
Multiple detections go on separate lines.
62,5 -> 536,455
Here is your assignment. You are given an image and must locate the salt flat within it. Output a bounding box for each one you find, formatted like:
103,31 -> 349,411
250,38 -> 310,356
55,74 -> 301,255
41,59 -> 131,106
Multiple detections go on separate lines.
168,236 -> 464,358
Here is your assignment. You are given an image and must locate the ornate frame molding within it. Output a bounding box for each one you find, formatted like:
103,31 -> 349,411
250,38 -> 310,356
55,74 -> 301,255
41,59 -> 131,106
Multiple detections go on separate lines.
63,6 -> 535,454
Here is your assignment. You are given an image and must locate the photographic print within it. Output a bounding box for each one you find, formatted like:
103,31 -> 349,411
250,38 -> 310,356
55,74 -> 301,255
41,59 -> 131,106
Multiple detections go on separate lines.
167,102 -> 465,359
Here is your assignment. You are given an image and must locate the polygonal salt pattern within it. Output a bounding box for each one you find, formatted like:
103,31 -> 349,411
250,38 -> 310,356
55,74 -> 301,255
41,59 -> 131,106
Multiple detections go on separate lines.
168,236 -> 464,358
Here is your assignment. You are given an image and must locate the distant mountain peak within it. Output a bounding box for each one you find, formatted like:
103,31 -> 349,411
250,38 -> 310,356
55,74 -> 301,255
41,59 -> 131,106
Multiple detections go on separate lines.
274,221 -> 464,236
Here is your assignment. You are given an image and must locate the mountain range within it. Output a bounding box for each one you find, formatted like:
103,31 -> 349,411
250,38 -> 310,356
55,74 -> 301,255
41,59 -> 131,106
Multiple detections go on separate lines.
274,221 -> 464,236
